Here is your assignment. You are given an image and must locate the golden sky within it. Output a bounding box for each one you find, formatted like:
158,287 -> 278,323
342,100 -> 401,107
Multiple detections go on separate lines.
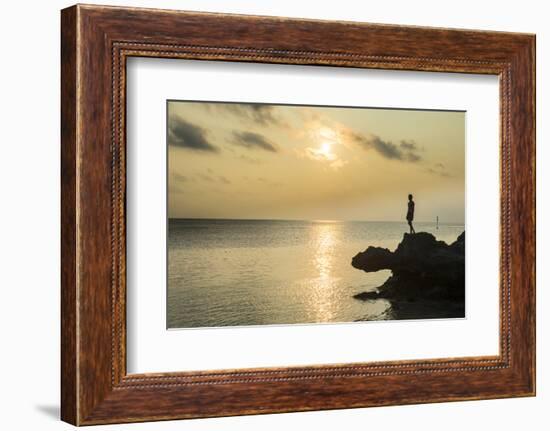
168,101 -> 465,223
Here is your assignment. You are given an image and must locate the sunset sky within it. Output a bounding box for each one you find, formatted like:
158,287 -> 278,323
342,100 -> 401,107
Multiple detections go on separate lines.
167,101 -> 465,223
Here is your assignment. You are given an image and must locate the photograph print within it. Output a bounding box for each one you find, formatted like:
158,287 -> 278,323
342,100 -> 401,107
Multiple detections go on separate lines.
167,100 -> 465,329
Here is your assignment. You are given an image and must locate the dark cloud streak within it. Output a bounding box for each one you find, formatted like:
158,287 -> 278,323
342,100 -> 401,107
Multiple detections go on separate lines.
400,140 -> 419,151
347,132 -> 422,163
207,103 -> 282,126
168,116 -> 219,152
230,131 -> 278,153
426,163 -> 451,177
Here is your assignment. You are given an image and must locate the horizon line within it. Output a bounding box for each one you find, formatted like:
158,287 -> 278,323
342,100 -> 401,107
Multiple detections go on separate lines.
168,217 -> 465,225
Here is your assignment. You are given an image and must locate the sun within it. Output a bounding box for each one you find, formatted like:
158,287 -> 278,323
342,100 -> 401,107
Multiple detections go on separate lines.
304,126 -> 341,164
318,142 -> 333,159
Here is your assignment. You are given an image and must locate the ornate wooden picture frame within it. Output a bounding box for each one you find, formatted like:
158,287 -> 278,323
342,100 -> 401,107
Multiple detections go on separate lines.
61,4 -> 535,425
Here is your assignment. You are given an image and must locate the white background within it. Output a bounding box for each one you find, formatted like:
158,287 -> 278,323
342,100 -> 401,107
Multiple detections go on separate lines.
0,0 -> 547,430
127,59 -> 499,373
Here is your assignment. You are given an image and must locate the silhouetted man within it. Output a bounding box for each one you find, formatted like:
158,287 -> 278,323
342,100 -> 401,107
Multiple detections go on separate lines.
406,194 -> 416,234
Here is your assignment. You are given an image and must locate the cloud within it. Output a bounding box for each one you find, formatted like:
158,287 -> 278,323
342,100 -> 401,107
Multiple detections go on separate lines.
345,131 -> 422,163
305,146 -> 336,162
172,173 -> 188,182
168,116 -> 219,152
238,154 -> 264,164
426,163 -> 451,177
257,177 -> 282,187
168,184 -> 185,194
405,152 -> 422,162
400,140 -> 419,151
168,172 -> 190,194
197,173 -> 214,182
230,131 -> 278,152
297,144 -> 348,171
189,171 -> 232,185
329,159 -> 348,170
208,103 -> 282,126
241,104 -> 279,126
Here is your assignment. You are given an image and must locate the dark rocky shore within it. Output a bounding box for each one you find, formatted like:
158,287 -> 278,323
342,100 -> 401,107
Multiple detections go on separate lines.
351,231 -> 465,319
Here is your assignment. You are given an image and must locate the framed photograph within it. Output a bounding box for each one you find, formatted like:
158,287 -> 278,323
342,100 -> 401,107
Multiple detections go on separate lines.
165,100 -> 467,329
61,4 -> 535,425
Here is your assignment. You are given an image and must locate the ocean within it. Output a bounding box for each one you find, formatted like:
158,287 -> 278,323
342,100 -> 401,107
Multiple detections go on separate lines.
167,219 -> 465,329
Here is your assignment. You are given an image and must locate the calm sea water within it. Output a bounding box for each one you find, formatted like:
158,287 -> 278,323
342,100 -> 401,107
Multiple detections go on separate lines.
167,219 -> 464,328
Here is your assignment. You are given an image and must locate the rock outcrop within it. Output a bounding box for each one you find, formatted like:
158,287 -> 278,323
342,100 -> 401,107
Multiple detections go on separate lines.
352,232 -> 465,318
